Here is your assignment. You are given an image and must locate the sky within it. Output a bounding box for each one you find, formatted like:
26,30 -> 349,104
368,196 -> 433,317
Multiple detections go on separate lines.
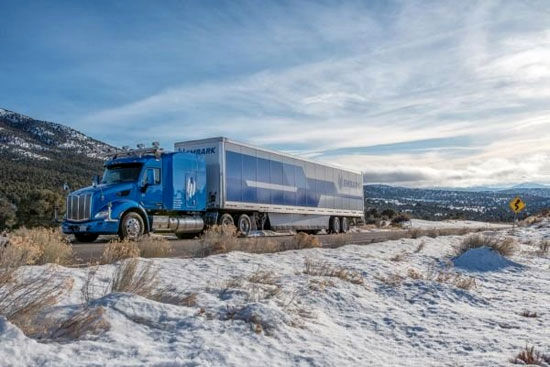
1,0 -> 550,188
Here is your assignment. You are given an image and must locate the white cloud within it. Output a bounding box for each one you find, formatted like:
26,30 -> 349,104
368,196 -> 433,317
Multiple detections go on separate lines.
80,0 -> 550,187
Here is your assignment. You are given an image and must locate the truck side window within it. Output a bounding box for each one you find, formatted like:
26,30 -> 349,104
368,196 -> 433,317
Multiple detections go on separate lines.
144,168 -> 161,185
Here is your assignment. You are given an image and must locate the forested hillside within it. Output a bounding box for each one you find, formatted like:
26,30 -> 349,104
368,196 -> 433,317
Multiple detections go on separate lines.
0,109 -> 112,229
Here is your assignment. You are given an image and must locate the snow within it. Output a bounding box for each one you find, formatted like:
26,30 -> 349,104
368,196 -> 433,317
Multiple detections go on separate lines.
452,247 -> 521,272
1,222 -> 549,366
407,219 -> 510,230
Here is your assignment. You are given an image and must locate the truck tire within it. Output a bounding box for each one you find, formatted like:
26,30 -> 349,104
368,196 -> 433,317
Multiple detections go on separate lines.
329,217 -> 340,234
237,214 -> 252,236
219,213 -> 234,227
120,212 -> 145,240
74,233 -> 99,243
340,217 -> 349,233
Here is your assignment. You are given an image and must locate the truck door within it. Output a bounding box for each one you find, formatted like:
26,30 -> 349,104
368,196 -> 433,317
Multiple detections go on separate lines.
185,172 -> 197,208
141,167 -> 163,210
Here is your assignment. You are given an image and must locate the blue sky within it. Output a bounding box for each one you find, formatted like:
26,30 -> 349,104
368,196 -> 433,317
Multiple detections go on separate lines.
2,0 -> 550,187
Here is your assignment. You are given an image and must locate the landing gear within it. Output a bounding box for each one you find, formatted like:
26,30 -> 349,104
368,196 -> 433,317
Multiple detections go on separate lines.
120,212 -> 145,240
74,233 -> 99,243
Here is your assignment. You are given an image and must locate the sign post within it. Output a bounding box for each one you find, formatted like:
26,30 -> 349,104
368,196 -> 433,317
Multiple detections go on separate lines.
509,196 -> 526,232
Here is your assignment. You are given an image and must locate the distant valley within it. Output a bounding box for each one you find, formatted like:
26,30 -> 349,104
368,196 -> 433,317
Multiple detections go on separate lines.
364,184 -> 550,222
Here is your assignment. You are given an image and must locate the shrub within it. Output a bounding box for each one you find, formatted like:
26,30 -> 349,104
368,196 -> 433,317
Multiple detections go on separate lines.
110,258 -> 159,298
0,266 -> 74,337
101,239 -> 140,264
8,227 -> 73,265
293,232 -> 321,249
455,234 -> 516,257
197,225 -> 238,256
138,235 -> 172,258
303,258 -> 364,285
391,213 -> 410,226
510,345 -> 550,365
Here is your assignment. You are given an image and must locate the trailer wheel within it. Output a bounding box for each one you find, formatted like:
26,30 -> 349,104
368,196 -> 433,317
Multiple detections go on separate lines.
74,233 -> 99,243
219,213 -> 235,228
120,212 -> 145,240
329,217 -> 340,234
237,214 -> 252,236
340,217 -> 349,233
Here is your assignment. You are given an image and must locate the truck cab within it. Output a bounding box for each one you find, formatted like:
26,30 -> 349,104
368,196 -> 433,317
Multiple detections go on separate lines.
62,145 -> 207,242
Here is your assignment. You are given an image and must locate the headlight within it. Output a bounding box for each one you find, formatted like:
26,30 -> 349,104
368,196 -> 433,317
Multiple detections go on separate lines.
94,210 -> 109,219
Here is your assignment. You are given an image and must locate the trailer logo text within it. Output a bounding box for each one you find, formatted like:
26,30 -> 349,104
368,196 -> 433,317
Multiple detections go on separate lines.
179,147 -> 216,155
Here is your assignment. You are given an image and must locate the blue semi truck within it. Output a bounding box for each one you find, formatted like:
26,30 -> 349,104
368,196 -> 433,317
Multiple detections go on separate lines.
62,137 -> 364,242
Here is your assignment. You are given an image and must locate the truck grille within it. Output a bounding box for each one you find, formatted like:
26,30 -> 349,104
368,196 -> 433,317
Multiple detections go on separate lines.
66,194 -> 92,221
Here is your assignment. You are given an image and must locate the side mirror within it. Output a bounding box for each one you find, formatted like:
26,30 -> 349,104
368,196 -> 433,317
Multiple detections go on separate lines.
92,175 -> 100,187
63,183 -> 71,192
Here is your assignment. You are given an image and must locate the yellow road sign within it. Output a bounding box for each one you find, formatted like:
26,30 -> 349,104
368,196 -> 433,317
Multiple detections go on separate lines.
509,196 -> 526,214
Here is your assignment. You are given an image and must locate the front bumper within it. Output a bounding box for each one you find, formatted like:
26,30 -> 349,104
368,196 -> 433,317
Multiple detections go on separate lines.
62,219 -> 119,235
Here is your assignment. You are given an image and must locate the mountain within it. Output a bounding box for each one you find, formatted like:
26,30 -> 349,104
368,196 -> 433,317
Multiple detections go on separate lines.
364,184 -> 550,222
0,108 -> 115,229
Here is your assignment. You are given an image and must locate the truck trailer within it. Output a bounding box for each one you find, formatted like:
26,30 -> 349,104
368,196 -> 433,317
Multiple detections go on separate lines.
62,137 -> 364,242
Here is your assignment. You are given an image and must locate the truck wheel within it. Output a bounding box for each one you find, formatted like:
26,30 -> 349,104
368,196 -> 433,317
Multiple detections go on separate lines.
120,212 -> 144,240
74,233 -> 99,243
329,217 -> 340,234
237,214 -> 252,236
219,213 -> 234,227
340,217 -> 349,233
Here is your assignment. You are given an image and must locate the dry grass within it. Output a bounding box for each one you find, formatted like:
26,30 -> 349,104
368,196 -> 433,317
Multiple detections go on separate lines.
292,232 -> 321,249
425,228 -> 440,238
308,278 -> 335,291
101,239 -> 140,264
0,266 -> 74,337
7,227 -> 73,265
83,259 -> 196,308
510,346 -> 550,365
455,234 -> 517,257
414,241 -> 426,253
196,226 -> 321,257
303,258 -> 364,285
519,310 -> 538,318
376,273 -> 405,287
49,306 -> 110,340
538,240 -> 550,256
329,233 -> 353,247
247,270 -> 279,286
389,252 -> 407,262
408,228 -> 423,239
110,258 -> 159,298
197,225 -> 239,256
137,235 -> 172,258
406,268 -> 424,280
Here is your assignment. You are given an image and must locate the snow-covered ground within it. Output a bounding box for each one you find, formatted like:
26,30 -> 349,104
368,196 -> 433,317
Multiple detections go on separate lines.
1,221 -> 549,366
406,218 -> 510,230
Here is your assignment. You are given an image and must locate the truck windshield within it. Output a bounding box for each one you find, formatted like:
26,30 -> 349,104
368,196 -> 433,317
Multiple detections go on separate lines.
102,164 -> 143,185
